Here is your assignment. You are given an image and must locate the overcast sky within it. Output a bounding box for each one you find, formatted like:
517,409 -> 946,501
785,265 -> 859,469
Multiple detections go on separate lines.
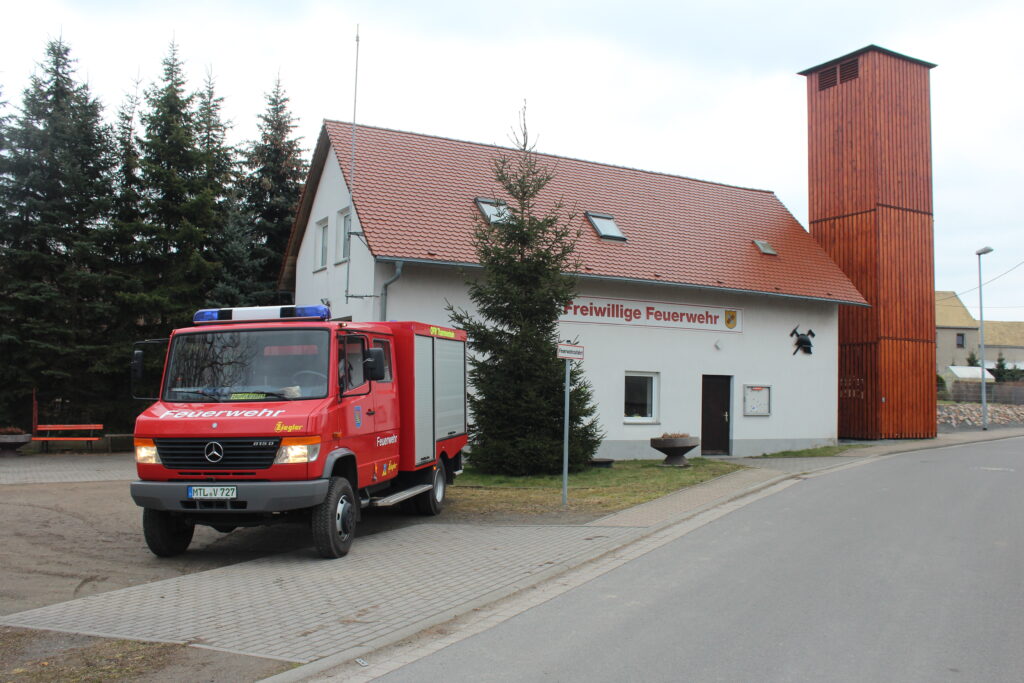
2,0 -> 1021,320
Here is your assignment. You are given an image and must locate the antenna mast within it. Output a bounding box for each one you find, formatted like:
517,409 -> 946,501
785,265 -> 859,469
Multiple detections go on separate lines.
350,25 -> 360,195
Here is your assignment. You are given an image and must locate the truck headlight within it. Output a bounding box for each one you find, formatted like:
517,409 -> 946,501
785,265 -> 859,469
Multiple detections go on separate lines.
135,438 -> 160,464
275,437 -> 321,464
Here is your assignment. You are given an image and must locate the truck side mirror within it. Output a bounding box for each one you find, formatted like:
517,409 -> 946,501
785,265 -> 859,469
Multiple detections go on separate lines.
131,349 -> 145,384
131,339 -> 168,401
364,347 -> 387,382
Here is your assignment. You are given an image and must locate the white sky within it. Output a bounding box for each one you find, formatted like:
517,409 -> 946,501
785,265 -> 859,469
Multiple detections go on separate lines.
2,0 -> 1021,320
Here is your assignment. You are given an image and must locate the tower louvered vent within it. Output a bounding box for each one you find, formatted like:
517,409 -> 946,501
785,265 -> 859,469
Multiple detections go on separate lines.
818,66 -> 838,90
839,58 -> 859,82
818,58 -> 859,90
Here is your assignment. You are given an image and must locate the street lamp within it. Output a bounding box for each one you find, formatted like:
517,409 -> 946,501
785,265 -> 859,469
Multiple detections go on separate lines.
976,246 -> 994,430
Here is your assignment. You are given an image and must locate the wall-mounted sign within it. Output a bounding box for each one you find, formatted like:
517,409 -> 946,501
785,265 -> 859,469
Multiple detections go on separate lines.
743,385 -> 771,416
561,296 -> 742,332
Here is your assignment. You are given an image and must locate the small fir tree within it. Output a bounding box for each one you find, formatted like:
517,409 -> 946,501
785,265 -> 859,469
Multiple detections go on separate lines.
448,114 -> 602,475
966,350 -> 979,367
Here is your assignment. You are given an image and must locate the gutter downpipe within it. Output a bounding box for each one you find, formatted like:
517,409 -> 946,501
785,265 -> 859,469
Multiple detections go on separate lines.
379,261 -> 404,321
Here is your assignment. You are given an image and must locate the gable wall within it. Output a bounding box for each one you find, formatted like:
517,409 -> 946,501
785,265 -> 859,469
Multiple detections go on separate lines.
380,264 -> 839,458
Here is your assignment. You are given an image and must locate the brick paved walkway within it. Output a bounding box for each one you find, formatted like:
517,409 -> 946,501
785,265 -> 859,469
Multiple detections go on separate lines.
3,441 -> 952,667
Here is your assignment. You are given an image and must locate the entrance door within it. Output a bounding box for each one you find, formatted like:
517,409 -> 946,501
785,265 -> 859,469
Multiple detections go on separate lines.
701,375 -> 731,455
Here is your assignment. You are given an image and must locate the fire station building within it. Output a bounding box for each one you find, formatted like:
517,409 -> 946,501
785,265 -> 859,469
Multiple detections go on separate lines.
281,45 -> 937,457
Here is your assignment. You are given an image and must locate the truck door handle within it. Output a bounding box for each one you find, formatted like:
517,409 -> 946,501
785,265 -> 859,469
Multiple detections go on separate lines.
723,411 -> 729,423
366,409 -> 376,416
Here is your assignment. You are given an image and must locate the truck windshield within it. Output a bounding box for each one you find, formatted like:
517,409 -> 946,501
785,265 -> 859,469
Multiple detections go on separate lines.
162,328 -> 330,402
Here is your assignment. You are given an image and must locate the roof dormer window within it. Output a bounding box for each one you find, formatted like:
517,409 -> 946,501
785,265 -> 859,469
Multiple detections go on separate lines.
586,212 -> 625,241
475,197 -> 512,224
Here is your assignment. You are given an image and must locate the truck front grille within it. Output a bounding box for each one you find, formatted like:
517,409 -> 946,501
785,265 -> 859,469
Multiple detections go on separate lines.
154,437 -> 280,470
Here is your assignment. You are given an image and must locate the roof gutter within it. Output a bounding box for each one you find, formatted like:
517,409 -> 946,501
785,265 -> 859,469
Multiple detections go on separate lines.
379,261 -> 404,320
372,257 -> 869,308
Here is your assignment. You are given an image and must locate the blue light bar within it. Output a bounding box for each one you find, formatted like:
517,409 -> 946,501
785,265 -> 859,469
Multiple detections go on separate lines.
293,305 -> 331,320
193,308 -> 224,322
193,305 -> 331,324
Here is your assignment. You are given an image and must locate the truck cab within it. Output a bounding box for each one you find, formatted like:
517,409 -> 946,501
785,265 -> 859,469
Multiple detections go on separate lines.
130,305 -> 467,558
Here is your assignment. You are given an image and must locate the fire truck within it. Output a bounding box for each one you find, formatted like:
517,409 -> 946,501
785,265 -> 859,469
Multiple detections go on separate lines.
130,305 -> 467,558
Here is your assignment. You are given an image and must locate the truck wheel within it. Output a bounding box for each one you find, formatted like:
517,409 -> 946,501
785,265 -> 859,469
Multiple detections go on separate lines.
211,525 -> 236,533
142,509 -> 195,557
312,476 -> 357,558
414,461 -> 446,516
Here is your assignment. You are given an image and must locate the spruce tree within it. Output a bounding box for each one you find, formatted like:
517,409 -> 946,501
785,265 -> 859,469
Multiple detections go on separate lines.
0,39 -> 115,428
135,42 -> 217,334
241,78 -> 307,299
448,116 -> 603,475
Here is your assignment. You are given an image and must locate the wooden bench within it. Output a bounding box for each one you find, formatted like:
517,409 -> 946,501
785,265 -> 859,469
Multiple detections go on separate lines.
32,424 -> 104,452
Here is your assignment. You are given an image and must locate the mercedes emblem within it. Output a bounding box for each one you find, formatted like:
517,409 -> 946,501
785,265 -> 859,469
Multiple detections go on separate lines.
204,441 -> 225,463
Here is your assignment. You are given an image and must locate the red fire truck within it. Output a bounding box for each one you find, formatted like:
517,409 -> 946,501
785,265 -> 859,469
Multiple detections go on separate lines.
130,305 -> 467,558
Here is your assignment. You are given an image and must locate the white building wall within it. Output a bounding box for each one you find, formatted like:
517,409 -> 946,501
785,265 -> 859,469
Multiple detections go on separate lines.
293,153 -> 378,321
373,264 -> 840,458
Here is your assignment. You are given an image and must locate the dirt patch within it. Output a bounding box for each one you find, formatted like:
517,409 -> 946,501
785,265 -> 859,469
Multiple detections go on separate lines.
0,478 -> 600,681
0,626 -> 292,682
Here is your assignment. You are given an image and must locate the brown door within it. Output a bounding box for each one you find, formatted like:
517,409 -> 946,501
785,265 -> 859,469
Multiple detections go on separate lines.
701,375 -> 731,455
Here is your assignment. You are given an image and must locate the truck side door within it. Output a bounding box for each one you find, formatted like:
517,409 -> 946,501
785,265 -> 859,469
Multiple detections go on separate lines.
338,335 -> 376,487
368,337 -> 400,476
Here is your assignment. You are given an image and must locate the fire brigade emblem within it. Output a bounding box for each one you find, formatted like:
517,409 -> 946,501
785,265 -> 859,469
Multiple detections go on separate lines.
725,310 -> 737,329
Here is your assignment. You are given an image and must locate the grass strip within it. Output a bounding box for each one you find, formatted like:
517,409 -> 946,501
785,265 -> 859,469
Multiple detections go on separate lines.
753,444 -> 868,458
449,458 -> 744,515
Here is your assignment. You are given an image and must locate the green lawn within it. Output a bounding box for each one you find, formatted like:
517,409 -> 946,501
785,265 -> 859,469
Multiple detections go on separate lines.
450,458 -> 744,515
753,444 -> 867,458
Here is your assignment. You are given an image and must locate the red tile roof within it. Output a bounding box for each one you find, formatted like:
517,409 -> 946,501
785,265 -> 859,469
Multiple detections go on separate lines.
281,121 -> 866,306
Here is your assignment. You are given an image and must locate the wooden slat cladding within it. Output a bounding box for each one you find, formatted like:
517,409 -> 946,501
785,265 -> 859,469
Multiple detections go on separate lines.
805,47 -> 936,439
806,50 -> 933,221
879,339 -> 937,438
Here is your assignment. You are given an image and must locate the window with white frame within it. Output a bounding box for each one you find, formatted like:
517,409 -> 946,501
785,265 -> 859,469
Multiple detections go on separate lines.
315,218 -> 328,270
624,372 -> 659,423
475,197 -> 512,224
336,209 -> 352,263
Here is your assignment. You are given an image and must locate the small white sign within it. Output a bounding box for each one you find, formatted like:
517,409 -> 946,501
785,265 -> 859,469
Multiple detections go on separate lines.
557,343 -> 585,361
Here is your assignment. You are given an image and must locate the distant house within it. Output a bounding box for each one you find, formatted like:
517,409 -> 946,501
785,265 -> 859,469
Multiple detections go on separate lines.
279,121 -> 866,458
934,291 -> 1024,371
984,322 -> 1024,370
935,291 -> 978,370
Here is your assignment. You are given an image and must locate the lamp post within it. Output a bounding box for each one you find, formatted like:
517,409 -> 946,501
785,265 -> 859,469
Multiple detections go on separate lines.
976,246 -> 994,430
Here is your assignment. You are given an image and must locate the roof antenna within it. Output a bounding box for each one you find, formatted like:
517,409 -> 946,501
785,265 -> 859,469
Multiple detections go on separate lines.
350,24 -> 360,196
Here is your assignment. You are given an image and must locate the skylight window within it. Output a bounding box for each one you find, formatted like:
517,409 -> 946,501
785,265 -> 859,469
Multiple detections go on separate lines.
586,212 -> 625,241
475,198 -> 512,224
753,239 -> 778,255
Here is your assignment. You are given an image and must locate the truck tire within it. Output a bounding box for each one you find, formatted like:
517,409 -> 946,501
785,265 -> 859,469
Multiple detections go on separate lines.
312,476 -> 357,558
142,509 -> 195,557
414,461 -> 446,516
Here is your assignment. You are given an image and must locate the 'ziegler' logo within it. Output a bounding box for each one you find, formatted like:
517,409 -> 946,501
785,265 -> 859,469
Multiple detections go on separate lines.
429,326 -> 457,339
274,422 -> 302,432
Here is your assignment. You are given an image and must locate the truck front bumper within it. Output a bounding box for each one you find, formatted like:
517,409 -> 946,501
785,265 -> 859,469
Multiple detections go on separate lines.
130,479 -> 330,513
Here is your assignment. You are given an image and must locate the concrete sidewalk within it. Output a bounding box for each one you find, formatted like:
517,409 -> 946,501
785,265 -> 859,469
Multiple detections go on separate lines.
2,428 -> 1022,673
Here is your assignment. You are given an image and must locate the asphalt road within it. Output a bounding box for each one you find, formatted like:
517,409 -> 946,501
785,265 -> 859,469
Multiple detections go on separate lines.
375,438 -> 1024,682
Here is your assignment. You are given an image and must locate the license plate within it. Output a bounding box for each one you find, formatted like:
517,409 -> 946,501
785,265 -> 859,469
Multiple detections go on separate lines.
187,486 -> 237,499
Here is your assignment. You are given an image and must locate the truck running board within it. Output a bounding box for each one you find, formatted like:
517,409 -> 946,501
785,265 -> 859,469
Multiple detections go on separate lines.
370,484 -> 432,507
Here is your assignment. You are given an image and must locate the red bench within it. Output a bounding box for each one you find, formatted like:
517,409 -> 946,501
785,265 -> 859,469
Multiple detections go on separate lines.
32,424 -> 104,451
31,390 -> 103,452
